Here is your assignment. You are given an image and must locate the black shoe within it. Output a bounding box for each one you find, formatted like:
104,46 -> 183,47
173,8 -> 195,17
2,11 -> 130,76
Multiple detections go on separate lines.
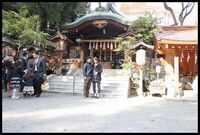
36,94 -> 40,97
23,92 -> 26,98
31,94 -> 36,96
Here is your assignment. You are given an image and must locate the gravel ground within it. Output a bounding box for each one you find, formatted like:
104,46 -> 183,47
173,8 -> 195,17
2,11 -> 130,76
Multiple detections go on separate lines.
2,92 -> 198,133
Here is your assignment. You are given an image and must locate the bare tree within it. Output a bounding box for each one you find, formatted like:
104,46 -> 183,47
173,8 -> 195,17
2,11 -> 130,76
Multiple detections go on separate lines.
164,2 -> 195,26
179,2 -> 195,25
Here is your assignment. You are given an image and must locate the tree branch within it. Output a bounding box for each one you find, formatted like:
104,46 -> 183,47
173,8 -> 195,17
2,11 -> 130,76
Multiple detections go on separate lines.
179,2 -> 184,23
164,2 -> 178,26
180,2 -> 195,25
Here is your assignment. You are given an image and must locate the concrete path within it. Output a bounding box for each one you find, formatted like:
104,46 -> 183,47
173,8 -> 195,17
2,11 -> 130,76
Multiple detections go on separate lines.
2,92 -> 198,133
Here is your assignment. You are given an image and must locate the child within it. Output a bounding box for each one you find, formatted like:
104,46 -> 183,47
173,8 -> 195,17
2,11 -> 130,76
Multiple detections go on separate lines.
10,59 -> 23,99
10,77 -> 21,99
23,69 -> 34,98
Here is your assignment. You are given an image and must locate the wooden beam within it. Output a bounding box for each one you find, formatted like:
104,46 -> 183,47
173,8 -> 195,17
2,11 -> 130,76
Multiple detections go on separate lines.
157,39 -> 197,45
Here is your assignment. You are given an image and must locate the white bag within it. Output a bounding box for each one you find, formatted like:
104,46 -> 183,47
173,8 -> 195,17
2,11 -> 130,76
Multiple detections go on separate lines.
11,88 -> 20,99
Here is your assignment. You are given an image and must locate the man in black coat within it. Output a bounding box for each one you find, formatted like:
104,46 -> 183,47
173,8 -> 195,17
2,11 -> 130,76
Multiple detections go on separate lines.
19,51 -> 28,73
83,57 -> 94,98
27,50 -> 46,97
19,51 -> 28,92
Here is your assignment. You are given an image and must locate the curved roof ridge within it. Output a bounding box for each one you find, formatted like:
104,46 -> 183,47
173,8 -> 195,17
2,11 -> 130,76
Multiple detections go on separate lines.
61,11 -> 131,29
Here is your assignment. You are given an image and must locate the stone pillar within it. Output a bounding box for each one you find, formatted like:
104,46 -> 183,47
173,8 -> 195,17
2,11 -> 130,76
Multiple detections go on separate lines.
80,44 -> 84,67
174,56 -> 180,97
192,76 -> 198,96
164,61 -> 175,97
139,67 -> 143,96
124,50 -> 130,63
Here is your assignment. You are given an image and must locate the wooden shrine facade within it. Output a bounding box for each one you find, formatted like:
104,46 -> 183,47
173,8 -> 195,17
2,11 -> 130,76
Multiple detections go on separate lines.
51,8 -> 131,69
154,26 -> 198,77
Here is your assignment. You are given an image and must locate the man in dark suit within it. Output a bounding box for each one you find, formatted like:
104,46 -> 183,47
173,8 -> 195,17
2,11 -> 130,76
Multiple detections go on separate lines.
19,51 -> 28,72
19,51 -> 28,92
27,50 -> 46,97
83,57 -> 94,98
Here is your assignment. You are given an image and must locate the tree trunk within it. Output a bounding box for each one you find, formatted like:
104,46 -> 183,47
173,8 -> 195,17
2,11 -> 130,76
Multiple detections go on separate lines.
37,2 -> 46,31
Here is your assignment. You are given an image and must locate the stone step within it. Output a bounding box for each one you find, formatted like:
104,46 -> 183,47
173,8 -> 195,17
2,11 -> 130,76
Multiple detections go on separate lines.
47,71 -> 130,98
49,83 -> 127,87
49,80 -> 129,85
48,87 -> 127,93
47,91 -> 126,98
50,77 -> 129,81
49,82 -> 126,86
48,88 -> 126,92
47,88 -> 127,95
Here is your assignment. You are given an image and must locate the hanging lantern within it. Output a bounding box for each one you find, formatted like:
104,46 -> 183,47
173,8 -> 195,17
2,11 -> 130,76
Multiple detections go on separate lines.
89,42 -> 91,50
113,42 -> 115,49
165,44 -> 168,49
103,29 -> 106,34
91,42 -> 94,49
100,42 -> 102,48
180,51 -> 184,63
93,42 -> 96,48
110,42 -> 113,50
103,42 -> 106,50
181,51 -> 184,58
114,42 -> 117,48
187,52 -> 190,63
195,51 -> 197,64
95,42 -> 98,50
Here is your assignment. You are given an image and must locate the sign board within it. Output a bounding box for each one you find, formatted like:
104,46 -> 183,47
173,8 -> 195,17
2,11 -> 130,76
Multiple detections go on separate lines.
156,65 -> 161,73
136,49 -> 146,65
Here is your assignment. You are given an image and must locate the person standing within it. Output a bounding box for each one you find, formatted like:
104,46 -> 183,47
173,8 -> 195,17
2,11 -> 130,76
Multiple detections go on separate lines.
83,57 -> 94,98
23,69 -> 34,98
19,51 -> 28,92
2,59 -> 7,92
19,51 -> 28,74
10,59 -> 23,99
2,50 -> 16,97
27,50 -> 46,97
92,57 -> 103,98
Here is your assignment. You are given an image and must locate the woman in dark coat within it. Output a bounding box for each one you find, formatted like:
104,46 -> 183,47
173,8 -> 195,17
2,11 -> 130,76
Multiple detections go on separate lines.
2,50 -> 16,97
92,57 -> 103,98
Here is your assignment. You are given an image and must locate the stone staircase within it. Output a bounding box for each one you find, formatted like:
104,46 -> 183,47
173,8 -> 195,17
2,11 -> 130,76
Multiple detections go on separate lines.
47,69 -> 130,98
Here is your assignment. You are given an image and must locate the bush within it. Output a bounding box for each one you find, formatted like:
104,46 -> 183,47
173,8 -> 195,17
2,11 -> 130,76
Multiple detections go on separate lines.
130,81 -> 139,96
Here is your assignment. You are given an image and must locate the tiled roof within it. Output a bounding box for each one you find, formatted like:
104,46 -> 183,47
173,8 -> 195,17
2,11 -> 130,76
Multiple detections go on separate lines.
50,31 -> 73,43
155,30 -> 197,42
61,12 -> 130,29
129,41 -> 154,49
